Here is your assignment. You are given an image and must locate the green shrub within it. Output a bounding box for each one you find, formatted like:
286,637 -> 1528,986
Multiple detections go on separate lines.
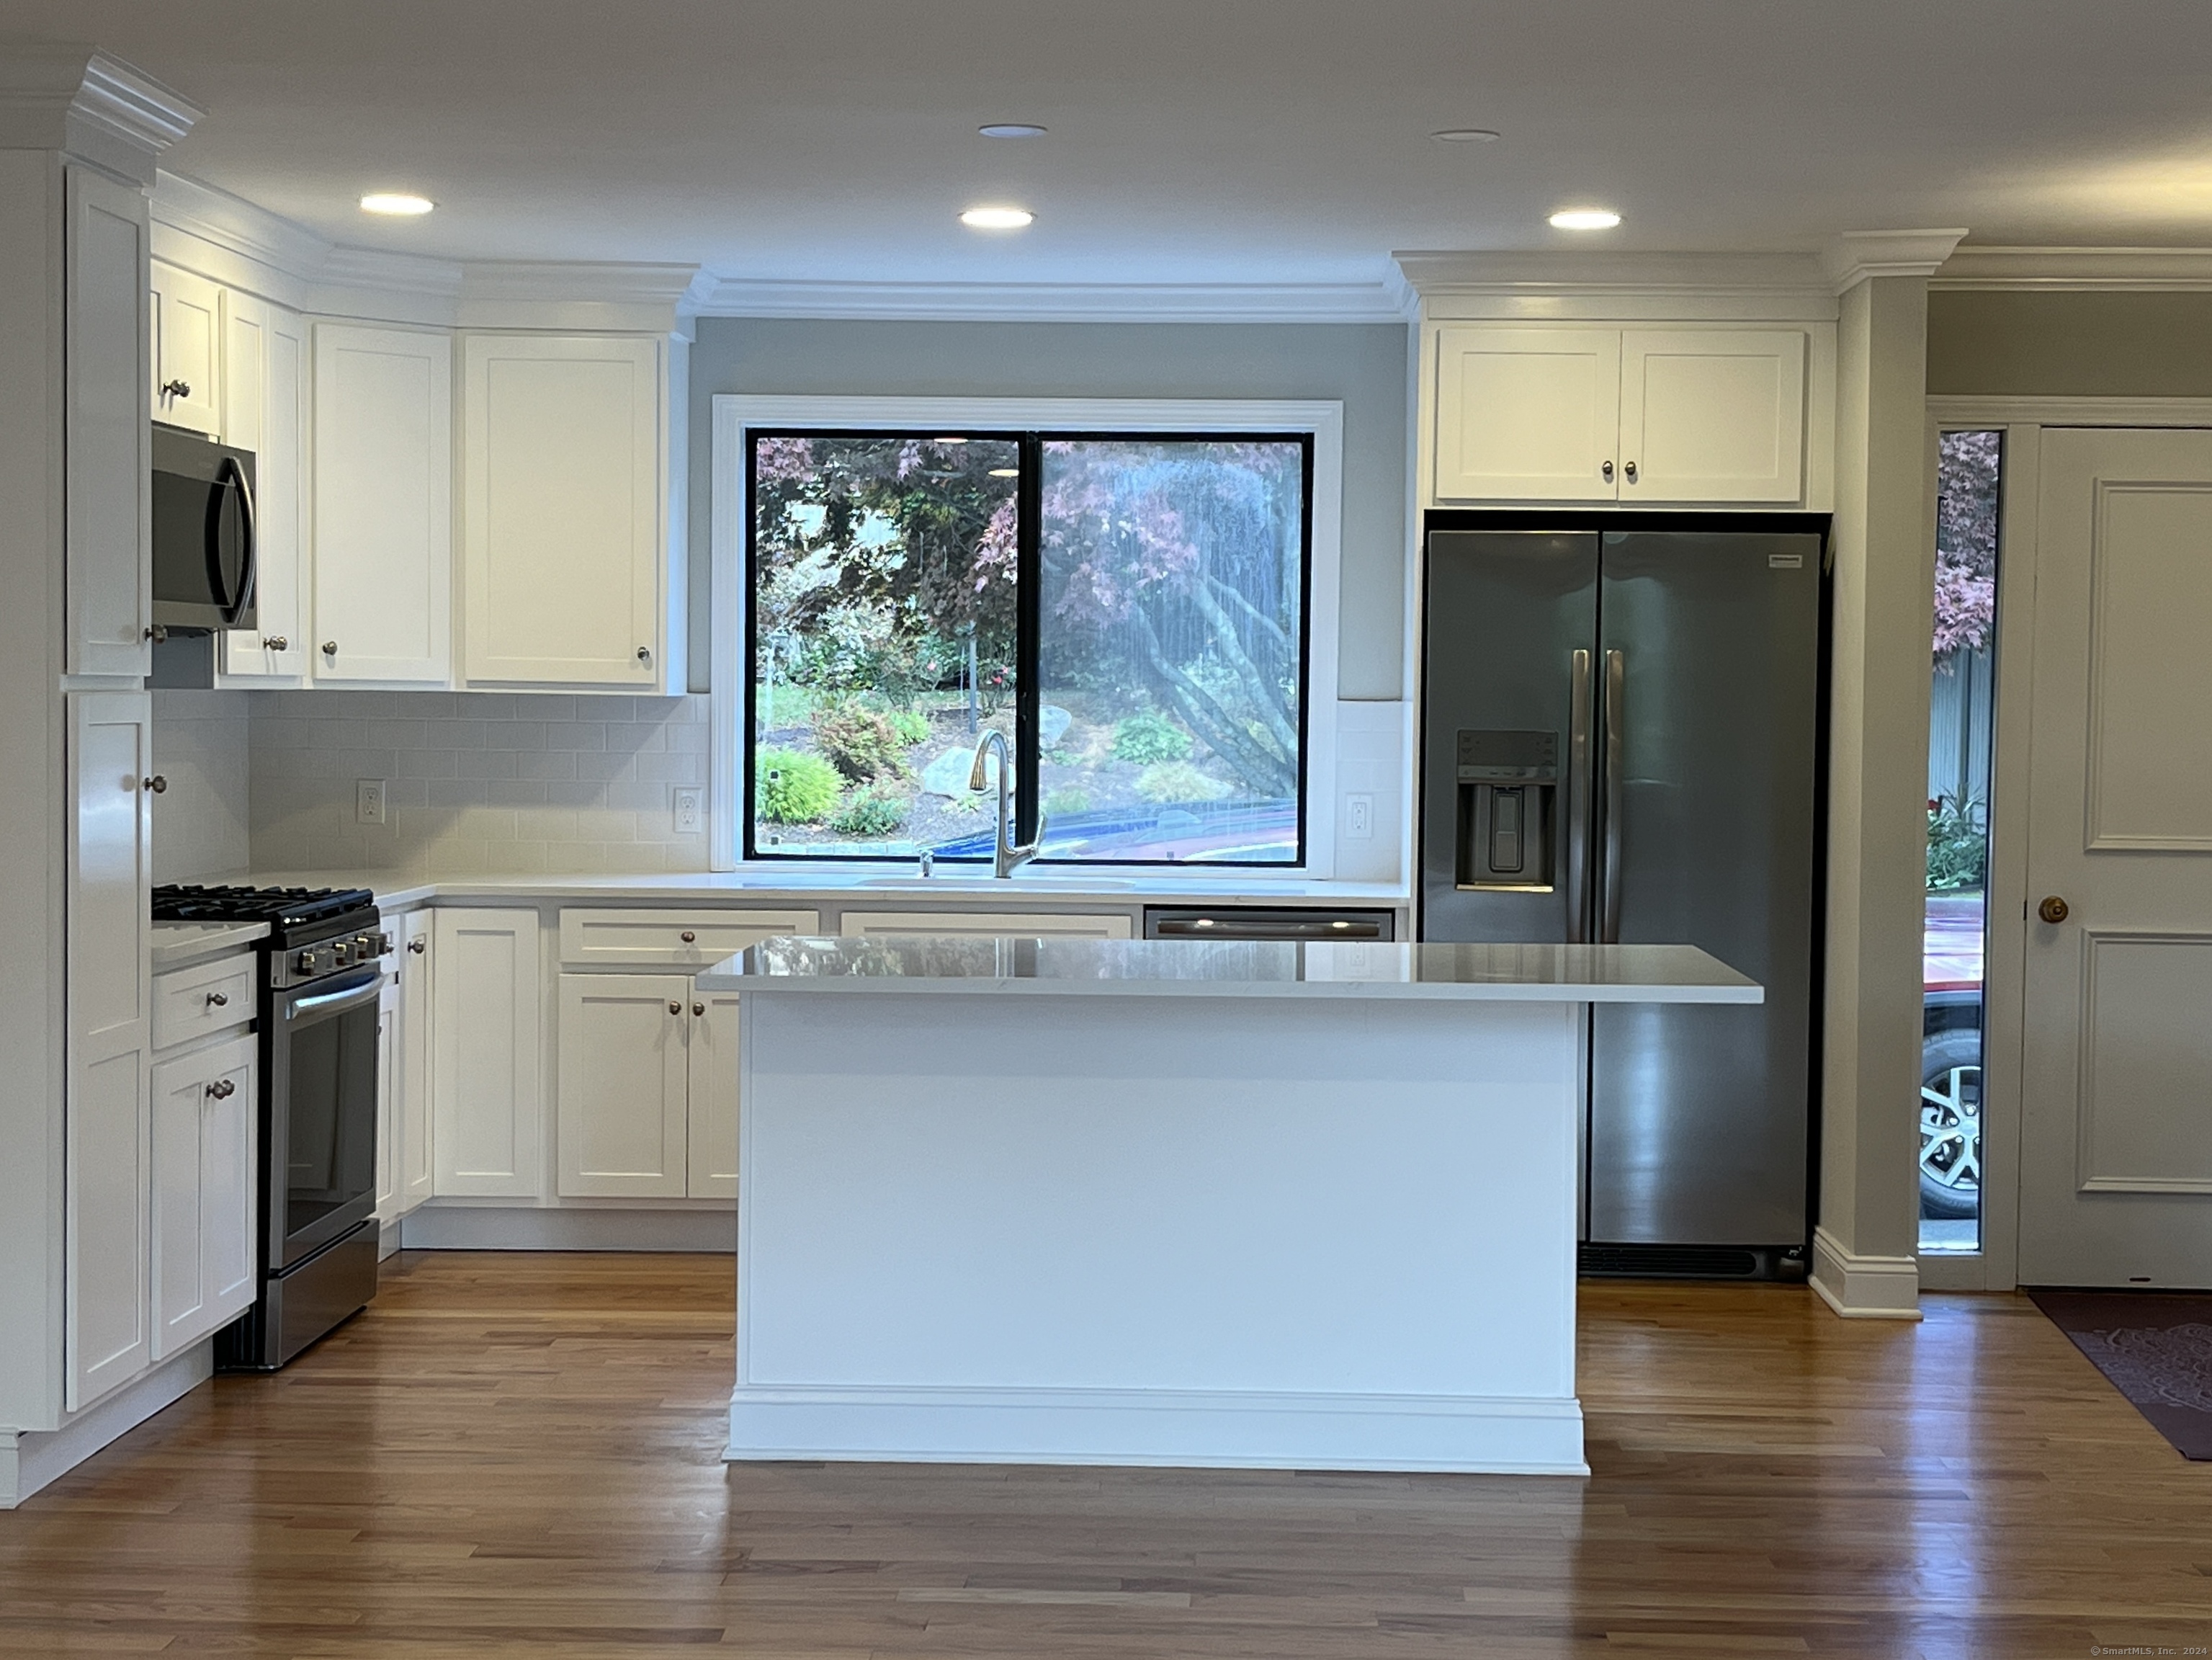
756,749 -> 841,823
813,703 -> 908,782
1043,786 -> 1091,816
1112,710 -> 1192,764
1135,762 -> 1230,804
1927,793 -> 1987,891
831,787 -> 907,837
886,710 -> 931,746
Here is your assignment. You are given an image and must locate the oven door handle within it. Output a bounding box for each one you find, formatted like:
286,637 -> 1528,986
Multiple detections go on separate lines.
284,970 -> 383,1021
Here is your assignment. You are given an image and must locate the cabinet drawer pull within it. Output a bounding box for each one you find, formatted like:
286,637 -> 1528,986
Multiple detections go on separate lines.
205,1077 -> 236,1100
680,930 -> 697,943
408,937 -> 426,954
1624,460 -> 1639,483
668,999 -> 682,1015
143,775 -> 166,793
1601,460 -> 1614,481
322,641 -> 339,656
161,378 -> 192,402
692,1001 -> 704,1017
205,990 -> 228,1009
263,635 -> 288,652
637,646 -> 652,663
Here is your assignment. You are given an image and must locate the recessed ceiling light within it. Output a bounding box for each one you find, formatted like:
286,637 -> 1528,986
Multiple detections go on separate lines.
1431,128 -> 1500,143
960,206 -> 1034,230
360,192 -> 434,216
1549,208 -> 1621,231
979,122 -> 1047,139
987,467 -> 1019,478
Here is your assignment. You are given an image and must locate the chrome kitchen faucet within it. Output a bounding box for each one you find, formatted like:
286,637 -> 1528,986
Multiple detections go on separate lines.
968,729 -> 1044,878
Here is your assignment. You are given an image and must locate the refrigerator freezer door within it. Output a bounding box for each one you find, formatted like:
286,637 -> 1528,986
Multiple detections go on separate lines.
1588,530 -> 1822,1247
1421,532 -> 1599,945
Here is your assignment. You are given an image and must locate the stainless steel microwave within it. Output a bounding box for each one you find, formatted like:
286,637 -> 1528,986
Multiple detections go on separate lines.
152,422 -> 256,634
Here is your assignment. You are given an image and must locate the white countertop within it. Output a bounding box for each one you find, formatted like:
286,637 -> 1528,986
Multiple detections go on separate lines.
150,920 -> 269,970
698,937 -> 1761,1003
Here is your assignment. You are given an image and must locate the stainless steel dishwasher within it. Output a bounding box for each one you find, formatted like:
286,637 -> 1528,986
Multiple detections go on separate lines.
1143,907 -> 1397,942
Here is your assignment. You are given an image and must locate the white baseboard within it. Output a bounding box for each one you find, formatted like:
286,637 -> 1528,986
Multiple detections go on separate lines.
727,1383 -> 1588,1476
0,1343 -> 213,1509
400,1203 -> 735,1253
1809,1225 -> 1922,1319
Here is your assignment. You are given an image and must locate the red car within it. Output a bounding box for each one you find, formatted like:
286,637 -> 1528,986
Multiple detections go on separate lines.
1921,893 -> 1985,1220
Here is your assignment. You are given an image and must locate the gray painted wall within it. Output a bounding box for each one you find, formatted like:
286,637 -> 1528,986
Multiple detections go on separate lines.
684,318 -> 1411,700
1927,290 -> 2212,398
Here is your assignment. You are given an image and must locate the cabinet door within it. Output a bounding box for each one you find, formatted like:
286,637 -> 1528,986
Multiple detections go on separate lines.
557,974 -> 690,1198
398,910 -> 435,1209
431,909 -> 542,1197
1618,329 -> 1806,504
151,1033 -> 255,1361
461,334 -> 664,686
1433,326 -> 1620,502
373,975 -> 401,1224
67,693 -> 153,1409
220,299 -> 308,679
313,323 -> 452,684
66,166 -> 151,679
148,260 -> 222,436
687,986 -> 740,1200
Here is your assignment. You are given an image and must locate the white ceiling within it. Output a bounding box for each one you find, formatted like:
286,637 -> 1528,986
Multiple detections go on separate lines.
16,1 -> 2212,289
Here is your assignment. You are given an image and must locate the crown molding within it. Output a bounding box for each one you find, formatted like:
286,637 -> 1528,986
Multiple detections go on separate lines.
689,275 -> 1412,324
0,46 -> 200,184
151,170 -> 331,304
455,261 -> 706,334
1930,245 -> 2212,291
1393,249 -> 1838,321
1822,229 -> 1969,293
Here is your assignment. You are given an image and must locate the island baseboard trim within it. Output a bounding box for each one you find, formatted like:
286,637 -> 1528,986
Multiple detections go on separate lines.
725,1383 -> 1588,1475
1,1344 -> 212,1509
1809,1226 -> 1922,1320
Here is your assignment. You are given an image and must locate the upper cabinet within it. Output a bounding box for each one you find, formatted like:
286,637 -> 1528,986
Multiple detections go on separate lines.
148,259 -> 222,437
312,323 -> 453,684
460,334 -> 668,687
218,293 -> 309,681
66,166 -> 152,679
1432,323 -> 1807,506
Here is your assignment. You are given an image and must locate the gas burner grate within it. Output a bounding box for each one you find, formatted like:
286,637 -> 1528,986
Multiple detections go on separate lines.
152,883 -> 377,928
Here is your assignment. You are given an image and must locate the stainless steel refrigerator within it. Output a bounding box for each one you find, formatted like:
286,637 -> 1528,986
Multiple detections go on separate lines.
1419,520 -> 1824,1277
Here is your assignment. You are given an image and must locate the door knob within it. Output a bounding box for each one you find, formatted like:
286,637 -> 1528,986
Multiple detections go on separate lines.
2038,895 -> 2070,924
143,775 -> 166,793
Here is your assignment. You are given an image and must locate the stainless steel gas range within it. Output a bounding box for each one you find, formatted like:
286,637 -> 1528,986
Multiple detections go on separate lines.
152,885 -> 391,1368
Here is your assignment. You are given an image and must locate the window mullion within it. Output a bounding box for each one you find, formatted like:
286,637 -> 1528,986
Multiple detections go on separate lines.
1015,433 -> 1044,847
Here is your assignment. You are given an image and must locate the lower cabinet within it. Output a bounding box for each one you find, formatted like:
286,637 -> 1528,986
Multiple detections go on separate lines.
431,909 -> 542,1197
149,1032 -> 256,1362
557,973 -> 738,1200
375,911 -> 437,1227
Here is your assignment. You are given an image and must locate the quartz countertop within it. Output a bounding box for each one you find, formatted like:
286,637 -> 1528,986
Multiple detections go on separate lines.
151,920 -> 269,971
697,936 -> 1761,1004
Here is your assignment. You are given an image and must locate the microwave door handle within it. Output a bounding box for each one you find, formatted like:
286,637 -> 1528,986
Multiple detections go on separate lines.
212,455 -> 257,630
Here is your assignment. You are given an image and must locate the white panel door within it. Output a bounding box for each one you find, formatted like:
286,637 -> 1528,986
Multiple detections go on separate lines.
67,693 -> 154,1408
2020,429 -> 2212,1287
688,986 -> 741,1199
148,259 -> 222,436
431,908 -> 542,1197
1618,329 -> 1806,504
151,1034 -> 255,1360
66,166 -> 151,679
461,334 -> 663,685
398,910 -> 436,1210
374,974 -> 401,1224
1433,326 -> 1620,502
557,974 -> 690,1197
312,323 -> 452,684
836,910 -> 1134,940
220,298 -> 308,679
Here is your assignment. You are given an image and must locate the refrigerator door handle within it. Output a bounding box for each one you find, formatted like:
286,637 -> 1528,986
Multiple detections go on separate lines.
1566,648 -> 1592,944
1601,648 -> 1626,944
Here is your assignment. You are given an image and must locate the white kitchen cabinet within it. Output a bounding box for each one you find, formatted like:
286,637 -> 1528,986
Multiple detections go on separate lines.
148,259 -> 222,437
556,908 -> 819,970
219,295 -> 309,680
688,987 -> 742,1199
312,323 -> 452,684
1617,329 -> 1804,503
836,910 -> 1134,940
66,692 -> 154,1409
150,1031 -> 256,1361
66,165 -> 152,680
374,973 -> 401,1226
461,334 -> 666,687
431,908 -> 541,1197
397,910 -> 435,1210
557,973 -> 691,1197
1430,323 -> 1808,506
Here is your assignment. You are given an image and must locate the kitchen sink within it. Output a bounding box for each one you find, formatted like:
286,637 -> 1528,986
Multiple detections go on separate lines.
853,875 -> 1138,891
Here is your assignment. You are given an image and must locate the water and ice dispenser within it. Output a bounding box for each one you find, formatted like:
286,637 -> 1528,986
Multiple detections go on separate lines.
1454,728 -> 1559,891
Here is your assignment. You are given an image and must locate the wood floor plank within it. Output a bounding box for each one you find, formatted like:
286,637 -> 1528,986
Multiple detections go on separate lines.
3,1252 -> 2210,1656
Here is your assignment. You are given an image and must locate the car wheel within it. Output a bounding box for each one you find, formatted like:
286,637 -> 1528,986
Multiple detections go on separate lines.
1920,1027 -> 1982,1221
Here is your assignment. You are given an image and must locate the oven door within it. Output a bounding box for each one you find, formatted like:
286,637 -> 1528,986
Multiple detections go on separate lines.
269,966 -> 382,1267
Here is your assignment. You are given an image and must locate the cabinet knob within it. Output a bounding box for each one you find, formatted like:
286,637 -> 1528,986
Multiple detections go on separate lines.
1601,460 -> 1615,481
692,1001 -> 705,1017
143,775 -> 166,793
322,641 -> 339,656
144,624 -> 168,643
205,1077 -> 235,1100
668,999 -> 682,1015
637,646 -> 652,663
161,378 -> 192,402
1624,460 -> 1639,483
2038,894 -> 2070,924
680,930 -> 697,943
205,990 -> 228,1008
263,635 -> 288,652
408,937 -> 426,955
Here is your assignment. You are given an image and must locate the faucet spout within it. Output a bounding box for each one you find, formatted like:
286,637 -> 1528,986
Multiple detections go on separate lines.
969,730 -> 1044,879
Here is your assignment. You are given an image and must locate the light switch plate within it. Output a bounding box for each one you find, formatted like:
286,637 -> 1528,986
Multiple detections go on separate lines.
356,778 -> 387,826
673,786 -> 704,835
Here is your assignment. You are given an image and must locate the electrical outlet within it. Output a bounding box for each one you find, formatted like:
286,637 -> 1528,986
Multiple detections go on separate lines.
1345,793 -> 1374,839
356,778 -> 387,826
672,786 -> 704,836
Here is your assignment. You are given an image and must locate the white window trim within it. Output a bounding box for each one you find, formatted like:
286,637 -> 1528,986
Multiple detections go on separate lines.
708,394 -> 1345,875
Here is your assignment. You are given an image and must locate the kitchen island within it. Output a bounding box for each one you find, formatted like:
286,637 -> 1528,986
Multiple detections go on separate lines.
699,935 -> 1760,1476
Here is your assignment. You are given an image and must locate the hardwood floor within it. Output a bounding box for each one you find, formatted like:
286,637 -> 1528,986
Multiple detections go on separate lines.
3,1251 -> 2208,1657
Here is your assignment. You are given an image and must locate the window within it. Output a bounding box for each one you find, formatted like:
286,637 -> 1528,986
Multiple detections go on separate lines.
732,412 -> 1321,867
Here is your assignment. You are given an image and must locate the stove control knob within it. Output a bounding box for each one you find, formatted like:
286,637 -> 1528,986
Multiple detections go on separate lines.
294,949 -> 319,976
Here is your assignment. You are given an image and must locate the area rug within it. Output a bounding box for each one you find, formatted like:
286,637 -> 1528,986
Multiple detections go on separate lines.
2029,1290 -> 2212,1459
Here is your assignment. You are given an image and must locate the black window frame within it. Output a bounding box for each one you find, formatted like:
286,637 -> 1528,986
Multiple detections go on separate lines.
742,426 -> 1316,868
